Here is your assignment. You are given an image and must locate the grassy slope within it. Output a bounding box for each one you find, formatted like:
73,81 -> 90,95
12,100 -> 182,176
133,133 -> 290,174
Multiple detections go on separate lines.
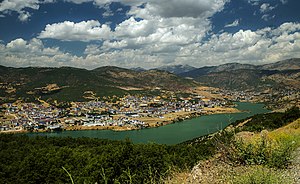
175,108 -> 300,183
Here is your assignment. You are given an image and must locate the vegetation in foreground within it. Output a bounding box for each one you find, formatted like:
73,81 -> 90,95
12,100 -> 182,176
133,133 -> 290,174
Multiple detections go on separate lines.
0,135 -> 215,184
231,166 -> 293,184
223,117 -> 299,184
0,107 -> 300,183
186,107 -> 300,184
233,106 -> 300,132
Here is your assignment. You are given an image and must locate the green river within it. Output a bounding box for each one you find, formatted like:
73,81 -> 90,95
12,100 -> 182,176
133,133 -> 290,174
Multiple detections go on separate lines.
27,102 -> 270,144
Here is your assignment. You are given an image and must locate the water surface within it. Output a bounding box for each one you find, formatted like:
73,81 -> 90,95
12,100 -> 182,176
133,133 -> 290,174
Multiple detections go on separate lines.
27,102 -> 269,144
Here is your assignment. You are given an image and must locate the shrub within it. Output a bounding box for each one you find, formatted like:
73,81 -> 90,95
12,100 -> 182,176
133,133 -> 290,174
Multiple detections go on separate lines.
225,126 -> 299,169
232,166 -> 292,184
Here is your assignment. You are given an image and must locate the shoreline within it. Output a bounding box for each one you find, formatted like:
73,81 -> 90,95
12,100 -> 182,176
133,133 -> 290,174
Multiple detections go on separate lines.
1,106 -> 240,134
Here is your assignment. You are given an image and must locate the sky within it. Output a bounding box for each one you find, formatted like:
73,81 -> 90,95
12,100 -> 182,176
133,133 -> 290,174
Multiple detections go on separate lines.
0,0 -> 300,69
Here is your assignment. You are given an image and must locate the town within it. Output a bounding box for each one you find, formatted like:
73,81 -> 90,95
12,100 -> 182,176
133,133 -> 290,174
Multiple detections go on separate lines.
217,88 -> 300,109
0,92 -> 233,132
1,86 -> 299,133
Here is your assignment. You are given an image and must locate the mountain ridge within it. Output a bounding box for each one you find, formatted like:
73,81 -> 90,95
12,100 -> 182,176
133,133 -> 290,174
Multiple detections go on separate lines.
179,58 -> 300,91
1,58 -> 299,73
180,58 -> 300,77
0,65 -> 196,102
1,58 -> 299,101
154,64 -> 196,74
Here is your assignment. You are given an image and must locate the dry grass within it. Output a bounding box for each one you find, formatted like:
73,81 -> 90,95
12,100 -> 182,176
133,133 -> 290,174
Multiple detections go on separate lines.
167,118 -> 300,184
164,170 -> 190,184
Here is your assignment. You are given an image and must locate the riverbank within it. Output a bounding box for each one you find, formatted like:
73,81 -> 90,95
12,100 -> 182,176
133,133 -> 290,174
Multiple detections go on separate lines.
1,106 -> 240,133
19,102 -> 269,144
65,106 -> 240,131
0,128 -> 28,134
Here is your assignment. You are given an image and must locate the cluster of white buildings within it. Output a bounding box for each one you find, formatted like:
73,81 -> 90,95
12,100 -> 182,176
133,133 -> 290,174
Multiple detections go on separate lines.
0,94 -> 228,132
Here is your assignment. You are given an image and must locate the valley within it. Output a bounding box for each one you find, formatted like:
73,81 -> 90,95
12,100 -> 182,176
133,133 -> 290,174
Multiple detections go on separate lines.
1,58 -> 299,133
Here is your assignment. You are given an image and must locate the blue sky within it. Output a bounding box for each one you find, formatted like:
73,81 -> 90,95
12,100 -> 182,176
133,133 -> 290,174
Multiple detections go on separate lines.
0,0 -> 300,69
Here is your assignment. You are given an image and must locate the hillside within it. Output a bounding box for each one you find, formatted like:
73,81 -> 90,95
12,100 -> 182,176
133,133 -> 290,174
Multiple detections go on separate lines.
92,67 -> 196,90
1,58 -> 299,102
261,58 -> 300,71
0,66 -> 197,102
180,63 -> 259,78
192,69 -> 300,91
180,58 -> 300,91
175,107 -> 300,183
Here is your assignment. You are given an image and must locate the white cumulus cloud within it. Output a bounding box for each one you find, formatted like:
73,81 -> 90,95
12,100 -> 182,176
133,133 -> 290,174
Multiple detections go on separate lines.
18,11 -> 31,22
0,0 -> 40,21
1,1 -> 300,69
0,38 -> 80,68
0,0 -> 142,22
2,22 -> 300,69
128,0 -> 228,19
145,0 -> 227,18
0,0 -> 40,12
38,20 -> 112,41
114,17 -> 156,38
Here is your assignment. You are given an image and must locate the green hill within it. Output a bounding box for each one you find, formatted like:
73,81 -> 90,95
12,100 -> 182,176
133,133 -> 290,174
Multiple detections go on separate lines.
0,65 -> 196,102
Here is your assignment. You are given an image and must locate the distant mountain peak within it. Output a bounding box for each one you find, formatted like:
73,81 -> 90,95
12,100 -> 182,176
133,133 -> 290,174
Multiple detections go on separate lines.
130,67 -> 146,72
154,64 -> 196,74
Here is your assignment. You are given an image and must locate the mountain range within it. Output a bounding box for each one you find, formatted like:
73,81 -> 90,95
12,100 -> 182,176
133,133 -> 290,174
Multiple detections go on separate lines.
0,58 -> 299,102
179,58 -> 300,77
154,64 -> 196,74
178,58 -> 300,91
0,65 -> 196,102
148,58 -> 300,76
